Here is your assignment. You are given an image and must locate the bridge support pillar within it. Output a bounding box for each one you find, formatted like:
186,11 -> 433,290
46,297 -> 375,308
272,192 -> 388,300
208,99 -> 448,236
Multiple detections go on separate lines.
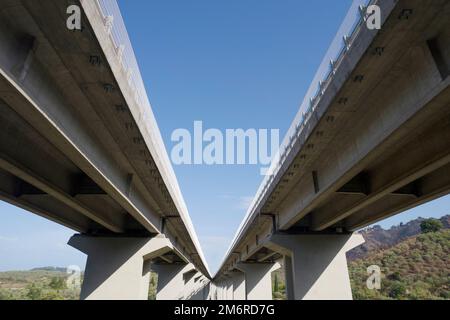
267,233 -> 364,300
226,278 -> 234,300
216,281 -> 224,300
236,262 -> 280,300
189,276 -> 211,300
208,283 -> 217,300
152,263 -> 195,300
220,282 -> 226,300
230,271 -> 246,300
68,234 -> 173,300
184,270 -> 207,300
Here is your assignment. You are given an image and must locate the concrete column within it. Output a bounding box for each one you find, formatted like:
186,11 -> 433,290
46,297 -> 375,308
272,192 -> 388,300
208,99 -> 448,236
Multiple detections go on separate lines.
237,262 -> 280,300
218,282 -> 224,300
217,281 -> 224,300
182,269 -> 199,299
283,256 -> 295,300
226,279 -> 234,300
207,282 -> 215,300
185,272 -> 209,300
211,282 -> 217,300
268,233 -> 364,300
68,234 -> 173,300
222,281 -> 228,300
219,282 -> 226,300
198,278 -> 211,300
230,271 -> 246,300
215,283 -> 221,300
152,263 -> 195,300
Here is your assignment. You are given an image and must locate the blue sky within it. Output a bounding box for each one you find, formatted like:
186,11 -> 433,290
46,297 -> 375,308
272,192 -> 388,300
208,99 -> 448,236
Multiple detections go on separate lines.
0,0 -> 449,273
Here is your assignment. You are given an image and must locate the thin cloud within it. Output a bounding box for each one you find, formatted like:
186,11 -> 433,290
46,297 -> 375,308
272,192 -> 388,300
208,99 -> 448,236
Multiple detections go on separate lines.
237,196 -> 254,210
0,235 -> 18,242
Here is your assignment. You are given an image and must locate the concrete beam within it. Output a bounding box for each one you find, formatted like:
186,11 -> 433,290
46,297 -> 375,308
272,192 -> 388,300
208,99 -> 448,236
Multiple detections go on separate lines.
266,233 -> 364,300
68,234 -> 173,300
0,153 -> 124,232
345,162 -> 450,230
311,119 -> 450,230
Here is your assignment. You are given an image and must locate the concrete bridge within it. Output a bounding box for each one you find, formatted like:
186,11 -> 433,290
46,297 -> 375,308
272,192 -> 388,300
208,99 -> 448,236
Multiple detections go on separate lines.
214,0 -> 450,300
0,0 -> 210,300
0,0 -> 449,300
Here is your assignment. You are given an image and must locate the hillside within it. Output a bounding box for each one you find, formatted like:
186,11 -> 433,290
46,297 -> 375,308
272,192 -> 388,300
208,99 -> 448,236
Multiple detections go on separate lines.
347,215 -> 450,261
349,229 -> 450,299
272,216 -> 450,300
0,270 -> 80,300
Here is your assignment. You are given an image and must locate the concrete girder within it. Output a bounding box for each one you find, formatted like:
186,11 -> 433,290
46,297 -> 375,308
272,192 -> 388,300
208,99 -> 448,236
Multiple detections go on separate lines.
0,152 -> 124,233
311,111 -> 450,230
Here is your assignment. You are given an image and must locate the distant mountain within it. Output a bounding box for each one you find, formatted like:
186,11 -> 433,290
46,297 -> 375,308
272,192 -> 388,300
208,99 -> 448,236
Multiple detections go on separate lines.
30,267 -> 68,273
348,215 -> 450,261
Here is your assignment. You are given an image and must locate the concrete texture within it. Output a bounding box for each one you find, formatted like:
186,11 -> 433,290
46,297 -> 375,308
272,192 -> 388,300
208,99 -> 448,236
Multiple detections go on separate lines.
152,263 -> 195,300
237,262 -> 280,300
230,271 -> 246,300
268,233 -> 364,300
68,234 -> 174,300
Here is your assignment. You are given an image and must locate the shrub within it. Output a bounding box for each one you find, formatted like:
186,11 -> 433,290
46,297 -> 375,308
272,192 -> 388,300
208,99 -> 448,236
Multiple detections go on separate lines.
388,282 -> 407,299
420,219 -> 443,234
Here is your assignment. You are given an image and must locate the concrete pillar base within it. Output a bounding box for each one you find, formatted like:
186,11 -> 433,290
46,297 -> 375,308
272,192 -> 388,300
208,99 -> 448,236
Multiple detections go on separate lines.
152,263 -> 195,300
226,278 -> 234,300
267,233 -> 364,300
230,271 -> 246,300
237,262 -> 280,300
187,275 -> 210,300
68,234 -> 173,300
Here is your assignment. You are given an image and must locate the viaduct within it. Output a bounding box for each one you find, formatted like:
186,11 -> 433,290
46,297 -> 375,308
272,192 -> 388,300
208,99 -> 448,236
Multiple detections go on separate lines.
0,0 -> 448,300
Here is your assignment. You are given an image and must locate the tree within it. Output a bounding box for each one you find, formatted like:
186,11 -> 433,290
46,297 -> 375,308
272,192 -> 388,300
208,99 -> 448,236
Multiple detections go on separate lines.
273,274 -> 279,293
388,282 -> 406,299
26,284 -> 42,300
420,219 -> 443,234
49,277 -> 66,291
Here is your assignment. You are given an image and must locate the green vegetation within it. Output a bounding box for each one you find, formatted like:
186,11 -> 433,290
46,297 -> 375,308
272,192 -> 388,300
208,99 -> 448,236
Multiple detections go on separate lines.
272,270 -> 286,300
148,272 -> 158,300
0,270 -> 81,300
420,218 -> 443,234
350,229 -> 450,299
